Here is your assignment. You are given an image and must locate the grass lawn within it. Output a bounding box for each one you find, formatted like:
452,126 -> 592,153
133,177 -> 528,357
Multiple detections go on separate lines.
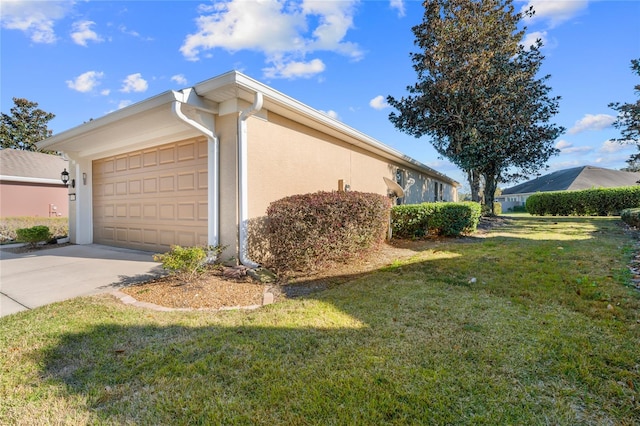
1,215 -> 639,425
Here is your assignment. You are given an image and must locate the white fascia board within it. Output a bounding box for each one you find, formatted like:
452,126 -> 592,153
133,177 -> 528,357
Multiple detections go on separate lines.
36,90 -> 180,151
195,71 -> 460,186
0,175 -> 65,185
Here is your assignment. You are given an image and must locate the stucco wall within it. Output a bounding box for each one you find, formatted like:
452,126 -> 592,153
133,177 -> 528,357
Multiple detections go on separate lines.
246,112 -> 457,219
0,182 -> 68,218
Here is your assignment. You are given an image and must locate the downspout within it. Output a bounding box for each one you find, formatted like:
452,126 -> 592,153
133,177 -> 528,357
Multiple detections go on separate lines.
238,92 -> 263,268
171,90 -> 219,252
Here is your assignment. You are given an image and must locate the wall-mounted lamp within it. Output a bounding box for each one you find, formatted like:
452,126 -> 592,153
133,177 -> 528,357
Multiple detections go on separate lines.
60,168 -> 75,188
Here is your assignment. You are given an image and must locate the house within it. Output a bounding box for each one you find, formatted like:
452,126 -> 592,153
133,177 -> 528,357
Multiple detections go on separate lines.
37,71 -> 459,264
497,166 -> 640,211
0,149 -> 69,218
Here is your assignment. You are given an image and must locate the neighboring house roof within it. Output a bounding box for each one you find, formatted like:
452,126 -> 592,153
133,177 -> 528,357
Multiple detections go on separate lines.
37,71 -> 459,186
502,166 -> 640,195
0,149 -> 68,184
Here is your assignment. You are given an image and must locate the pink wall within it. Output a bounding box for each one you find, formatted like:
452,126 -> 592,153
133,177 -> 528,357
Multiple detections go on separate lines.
0,182 -> 69,217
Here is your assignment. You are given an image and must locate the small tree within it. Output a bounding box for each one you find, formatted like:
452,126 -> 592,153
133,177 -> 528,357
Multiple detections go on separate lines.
609,58 -> 640,170
0,98 -> 55,151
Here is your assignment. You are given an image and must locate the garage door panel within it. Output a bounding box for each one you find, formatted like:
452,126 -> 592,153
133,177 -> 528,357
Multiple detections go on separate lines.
93,138 -> 208,252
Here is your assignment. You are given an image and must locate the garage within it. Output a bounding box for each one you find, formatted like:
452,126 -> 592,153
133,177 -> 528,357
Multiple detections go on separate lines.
93,137 -> 209,252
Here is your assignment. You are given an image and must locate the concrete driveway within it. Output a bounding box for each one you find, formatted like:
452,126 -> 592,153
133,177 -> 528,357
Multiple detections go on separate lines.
0,244 -> 164,318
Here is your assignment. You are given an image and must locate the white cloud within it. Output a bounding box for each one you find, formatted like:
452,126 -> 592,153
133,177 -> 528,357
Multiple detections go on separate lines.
320,109 -> 339,120
180,0 -> 362,78
263,58 -> 325,79
521,30 -> 547,50
369,95 -> 390,110
390,0 -> 405,17
0,0 -> 73,43
522,0 -> 589,27
71,20 -> 103,46
555,139 -> 593,154
171,74 -> 188,86
568,114 -> 616,134
66,71 -> 104,93
120,73 -> 148,93
100,89 -> 110,96
118,100 -> 133,109
599,139 -> 635,154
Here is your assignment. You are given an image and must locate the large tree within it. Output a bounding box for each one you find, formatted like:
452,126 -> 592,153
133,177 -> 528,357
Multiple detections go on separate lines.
388,0 -> 564,212
609,58 -> 640,171
0,97 -> 55,151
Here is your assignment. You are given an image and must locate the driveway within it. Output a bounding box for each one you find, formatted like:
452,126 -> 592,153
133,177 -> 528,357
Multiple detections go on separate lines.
0,244 -> 163,318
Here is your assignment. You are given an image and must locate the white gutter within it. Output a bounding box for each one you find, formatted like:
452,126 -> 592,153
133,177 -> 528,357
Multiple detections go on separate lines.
238,92 -> 264,268
171,89 -> 220,251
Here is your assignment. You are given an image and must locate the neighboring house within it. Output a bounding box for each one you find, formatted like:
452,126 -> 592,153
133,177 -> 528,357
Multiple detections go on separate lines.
0,149 -> 69,218
497,166 -> 640,211
37,71 -> 459,264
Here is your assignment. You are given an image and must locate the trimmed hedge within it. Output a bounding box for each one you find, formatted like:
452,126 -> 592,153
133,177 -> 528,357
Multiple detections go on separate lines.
526,186 -> 640,216
621,208 -> 640,228
391,202 -> 482,238
266,191 -> 390,273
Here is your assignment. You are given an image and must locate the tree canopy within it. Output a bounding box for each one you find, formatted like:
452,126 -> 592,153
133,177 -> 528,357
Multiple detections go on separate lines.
387,0 -> 564,212
609,58 -> 640,171
0,97 -> 55,151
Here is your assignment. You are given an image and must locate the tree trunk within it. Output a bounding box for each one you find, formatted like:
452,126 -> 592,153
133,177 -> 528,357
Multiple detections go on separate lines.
467,169 -> 482,203
483,172 -> 499,216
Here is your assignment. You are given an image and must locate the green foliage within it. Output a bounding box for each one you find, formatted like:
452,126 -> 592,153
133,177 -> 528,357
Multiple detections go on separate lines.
621,208 -> 640,227
526,186 -> 640,216
0,217 -> 68,243
15,225 -> 52,247
0,97 -> 55,151
391,202 -> 482,238
388,0 -> 564,211
608,58 -> 639,157
153,245 -> 223,283
508,205 -> 528,213
266,191 -> 390,273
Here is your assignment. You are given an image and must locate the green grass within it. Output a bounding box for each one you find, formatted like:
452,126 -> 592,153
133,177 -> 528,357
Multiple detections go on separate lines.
1,216 -> 639,424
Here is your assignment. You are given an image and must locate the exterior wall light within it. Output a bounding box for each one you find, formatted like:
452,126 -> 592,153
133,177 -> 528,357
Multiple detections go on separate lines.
60,168 -> 75,188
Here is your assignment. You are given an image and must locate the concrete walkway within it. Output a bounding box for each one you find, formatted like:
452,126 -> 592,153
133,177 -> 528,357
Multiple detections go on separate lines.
0,244 -> 163,318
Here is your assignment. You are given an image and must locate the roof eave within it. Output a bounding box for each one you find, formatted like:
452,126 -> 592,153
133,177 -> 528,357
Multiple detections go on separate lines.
36,90 -> 179,151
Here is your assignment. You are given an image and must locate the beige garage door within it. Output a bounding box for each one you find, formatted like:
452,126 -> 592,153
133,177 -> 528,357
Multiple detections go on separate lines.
93,138 -> 208,252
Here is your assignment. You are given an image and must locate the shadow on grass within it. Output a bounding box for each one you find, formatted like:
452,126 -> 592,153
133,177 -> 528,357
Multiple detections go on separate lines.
32,216 -> 640,424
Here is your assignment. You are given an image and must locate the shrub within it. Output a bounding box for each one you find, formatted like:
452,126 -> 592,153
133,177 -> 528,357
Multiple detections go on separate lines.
493,202 -> 502,216
526,186 -> 640,216
266,191 -> 390,273
391,202 -> 482,238
621,208 -> 640,228
0,217 -> 68,243
509,205 -> 527,213
15,225 -> 52,248
153,245 -> 223,283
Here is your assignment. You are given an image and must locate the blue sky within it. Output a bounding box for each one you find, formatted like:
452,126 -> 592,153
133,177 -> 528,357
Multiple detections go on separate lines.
1,0 -> 639,190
